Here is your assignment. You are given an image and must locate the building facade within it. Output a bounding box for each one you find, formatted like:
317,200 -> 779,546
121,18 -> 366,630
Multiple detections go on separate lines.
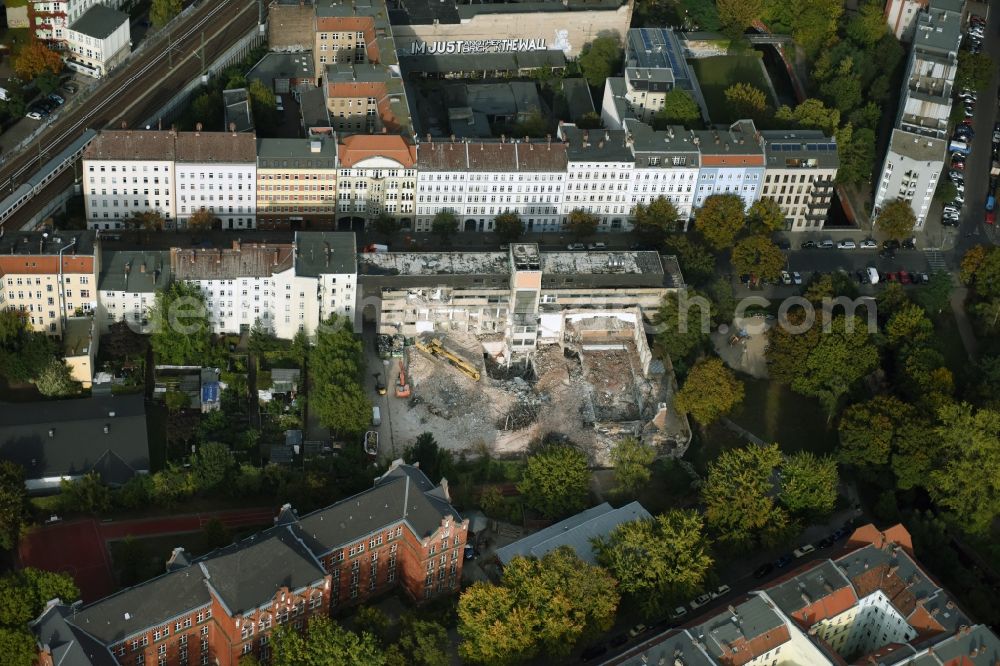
97,250 -> 171,334
32,462 -> 467,666
692,120 -> 765,209
873,0 -> 960,227
256,138 -> 339,230
884,0 -> 931,41
30,0 -> 126,43
0,231 -> 98,337
414,139 -> 568,233
558,124 -> 636,231
83,131 -> 176,229
62,5 -> 130,78
626,119 -> 701,222
760,130 -> 839,231
175,132 -> 257,230
337,135 -> 417,228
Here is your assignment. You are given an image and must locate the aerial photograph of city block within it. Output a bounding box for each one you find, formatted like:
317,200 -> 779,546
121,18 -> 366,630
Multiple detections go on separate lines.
0,0 -> 999,663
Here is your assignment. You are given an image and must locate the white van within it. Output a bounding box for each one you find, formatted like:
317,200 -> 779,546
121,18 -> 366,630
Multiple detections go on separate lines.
372,406 -> 381,426
867,267 -> 880,285
275,95 -> 284,112
0,87 -> 9,101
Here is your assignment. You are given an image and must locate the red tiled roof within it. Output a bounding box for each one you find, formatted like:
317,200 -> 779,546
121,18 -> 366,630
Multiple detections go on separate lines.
338,135 -> 416,168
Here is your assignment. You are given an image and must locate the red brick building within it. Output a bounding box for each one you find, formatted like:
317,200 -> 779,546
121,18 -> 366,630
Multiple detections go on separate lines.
32,461 -> 468,666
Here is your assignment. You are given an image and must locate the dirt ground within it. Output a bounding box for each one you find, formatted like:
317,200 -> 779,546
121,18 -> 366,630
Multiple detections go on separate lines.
711,315 -> 772,379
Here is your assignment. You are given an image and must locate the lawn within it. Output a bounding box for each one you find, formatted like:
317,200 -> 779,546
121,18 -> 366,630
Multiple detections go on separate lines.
690,54 -> 776,124
687,377 -> 838,473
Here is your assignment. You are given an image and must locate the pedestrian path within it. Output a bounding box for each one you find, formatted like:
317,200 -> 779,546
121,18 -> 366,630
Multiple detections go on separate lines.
924,249 -> 948,272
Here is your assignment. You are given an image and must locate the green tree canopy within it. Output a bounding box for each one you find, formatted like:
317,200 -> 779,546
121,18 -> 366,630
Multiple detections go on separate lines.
731,234 -> 786,284
702,443 -> 788,545
723,82 -> 769,122
386,617 -> 449,666
33,358 -> 81,397
431,210 -> 459,243
457,547 -> 619,664
151,0 -> 182,27
653,90 -> 701,129
846,0 -> 888,45
694,194 -> 746,250
0,462 -> 25,551
59,473 -> 111,513
565,209 -> 599,240
192,442 -> 236,492
662,236 -> 716,286
578,37 -> 623,88
767,307 -> 821,385
876,199 -> 917,241
835,124 -> 877,185
789,315 -> 879,417
675,357 -> 744,426
837,395 -> 909,468
403,432 -> 455,482
0,568 -> 79,627
311,316 -> 370,437
271,616 -> 385,666
150,282 -> 212,365
494,211 -> 525,243
718,0 -> 764,35
956,51 -> 995,91
0,310 -> 57,383
372,214 -> 402,241
592,510 -> 713,615
651,288 -> 711,373
774,98 -> 841,135
633,196 -> 681,245
746,199 -> 786,233
779,452 -> 838,517
610,437 -> 656,494
517,444 -> 590,519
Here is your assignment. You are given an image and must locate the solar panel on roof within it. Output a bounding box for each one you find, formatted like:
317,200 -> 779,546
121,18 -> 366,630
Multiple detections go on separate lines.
641,30 -> 653,50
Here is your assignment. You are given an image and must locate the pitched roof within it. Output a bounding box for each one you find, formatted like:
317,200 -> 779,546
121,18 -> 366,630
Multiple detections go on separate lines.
32,603 -> 118,666
69,5 -> 128,40
83,130 -> 257,163
292,461 -> 460,556
294,232 -> 357,277
200,526 -> 326,615
0,395 -> 149,483
415,140 -> 567,172
174,131 -> 257,163
169,243 -> 294,281
337,135 -> 417,168
98,250 -> 171,294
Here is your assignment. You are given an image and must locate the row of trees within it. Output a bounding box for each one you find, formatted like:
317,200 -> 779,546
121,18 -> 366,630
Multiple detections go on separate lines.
0,310 -> 80,397
310,316 -> 371,437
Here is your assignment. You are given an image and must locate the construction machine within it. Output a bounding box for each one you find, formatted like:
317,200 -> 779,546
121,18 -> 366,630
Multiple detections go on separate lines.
395,360 -> 411,398
414,338 -> 481,381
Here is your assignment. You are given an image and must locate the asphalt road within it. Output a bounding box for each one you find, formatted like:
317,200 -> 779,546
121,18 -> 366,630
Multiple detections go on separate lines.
0,0 -> 259,207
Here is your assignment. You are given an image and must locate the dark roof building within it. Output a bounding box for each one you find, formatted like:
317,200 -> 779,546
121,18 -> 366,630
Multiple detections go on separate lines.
68,5 -> 129,40
0,395 -> 150,493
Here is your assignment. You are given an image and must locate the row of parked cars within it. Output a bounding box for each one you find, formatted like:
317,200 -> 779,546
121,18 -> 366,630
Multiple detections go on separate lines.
966,13 -> 986,54
800,238 -> 880,250
752,524 -> 852,579
26,91 -> 67,121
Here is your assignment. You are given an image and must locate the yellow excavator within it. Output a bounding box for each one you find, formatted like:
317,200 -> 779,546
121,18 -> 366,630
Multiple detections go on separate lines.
414,338 -> 481,382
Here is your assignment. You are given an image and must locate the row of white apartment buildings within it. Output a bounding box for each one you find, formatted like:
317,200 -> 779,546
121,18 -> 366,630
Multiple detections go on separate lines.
84,125 -> 838,233
872,0 -> 962,228
28,0 -> 131,78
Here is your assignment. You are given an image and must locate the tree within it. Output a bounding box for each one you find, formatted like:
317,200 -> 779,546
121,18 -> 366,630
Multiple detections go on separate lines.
956,51 -> 995,92
746,199 -> 786,233
928,403 -> 1000,533
774,98 -> 841,135
403,433 -> 454,482
0,627 -> 38,666
151,0 -> 183,28
767,307 -> 821,385
60,473 -> 112,513
653,90 -> 701,129
718,0 -> 764,35
702,444 -> 788,545
0,462 -> 25,551
104,320 -> 148,360
730,234 -> 785,284
271,615 -> 385,666
651,288 -> 710,372
187,208 -> 215,231
885,303 -> 934,348
578,37 -> 622,88
837,395 -> 909,468
33,358 -> 80,397
791,315 -> 879,417
457,547 -> 619,665
353,606 -> 390,644
565,209 -> 598,240
517,444 -> 590,519
610,437 -> 656,494
934,179 -> 958,204
36,70 -> 61,96
836,125 -> 876,185
675,357 -> 744,426
494,211 -> 525,243
961,246 -> 1000,298
165,390 -> 189,413
694,194 -> 746,250
431,210 -> 459,243
846,0 -> 888,46
150,282 -> 212,365
663,235 -> 716,286
779,452 -> 838,517
592,510 -> 712,615
386,617 -> 449,666
876,199 -> 917,240
723,83 -> 769,122
0,310 -> 57,383
310,316 -> 370,437
372,214 -> 401,242
633,196 -> 680,245
192,442 -> 235,492
13,41 -> 63,81
786,0 -> 843,56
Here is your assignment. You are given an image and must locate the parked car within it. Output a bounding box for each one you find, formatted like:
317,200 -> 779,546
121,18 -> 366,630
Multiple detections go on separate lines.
669,606 -> 689,620
627,624 -> 648,638
26,107 -> 48,120
800,240 -> 818,249
818,239 -> 835,249
886,272 -> 899,282
816,536 -> 835,548
792,271 -> 802,285
48,93 -> 64,105
754,562 -> 775,578
587,242 -> 607,250
901,238 -> 917,249
879,248 -> 897,259
860,239 -> 877,249
775,554 -> 793,568
883,239 -> 901,250
63,81 -> 79,94
793,544 -> 816,558
831,528 -> 848,540
690,593 -> 713,610
776,239 -> 791,250
567,243 -> 585,250
899,270 -> 913,284
781,270 -> 792,285
837,239 -> 856,249
710,584 -> 732,599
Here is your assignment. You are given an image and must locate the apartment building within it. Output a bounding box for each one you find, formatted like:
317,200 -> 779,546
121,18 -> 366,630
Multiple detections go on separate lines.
325,63 -> 410,134
30,0 -> 127,43
175,131 -> 258,230
274,232 -> 357,339
414,138 -> 568,233
62,5 -> 130,78
0,231 -> 98,337
759,130 -> 839,231
314,9 -> 381,73
83,131 -> 176,229
602,28 -> 706,130
873,0 -> 961,227
884,0 -> 931,41
97,250 -> 171,334
337,134 -> 417,227
625,119 -> 701,222
692,120 -> 765,209
32,461 -> 466,666
558,124 -> 636,231
256,138 -> 339,230
611,523 -> 997,666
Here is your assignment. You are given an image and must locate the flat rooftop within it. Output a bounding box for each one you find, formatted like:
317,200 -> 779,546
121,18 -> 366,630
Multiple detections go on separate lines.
358,251 -> 511,276
540,251 -> 663,276
888,128 -> 947,162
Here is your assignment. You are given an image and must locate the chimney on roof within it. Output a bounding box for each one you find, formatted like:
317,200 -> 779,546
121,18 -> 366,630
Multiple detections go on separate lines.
451,134 -> 456,143
501,134 -> 506,144
103,424 -> 110,434
233,239 -> 241,252
229,122 -> 237,134
48,429 -> 55,438
121,120 -> 127,129
426,134 -> 432,143
139,262 -> 146,273
195,122 -> 203,134
439,478 -> 450,502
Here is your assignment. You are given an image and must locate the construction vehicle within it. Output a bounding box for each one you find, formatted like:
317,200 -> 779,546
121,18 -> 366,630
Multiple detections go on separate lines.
395,360 -> 411,398
415,338 -> 481,381
374,372 -> 387,396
